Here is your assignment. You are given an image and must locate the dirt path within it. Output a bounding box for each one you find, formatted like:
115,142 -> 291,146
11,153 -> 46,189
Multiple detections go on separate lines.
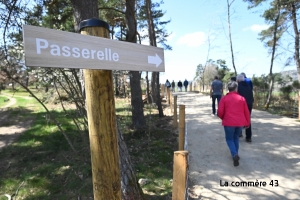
174,92 -> 300,200
0,94 -> 17,108
0,94 -> 34,151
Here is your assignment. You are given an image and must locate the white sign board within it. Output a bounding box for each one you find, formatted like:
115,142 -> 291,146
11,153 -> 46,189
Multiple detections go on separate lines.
23,25 -> 165,72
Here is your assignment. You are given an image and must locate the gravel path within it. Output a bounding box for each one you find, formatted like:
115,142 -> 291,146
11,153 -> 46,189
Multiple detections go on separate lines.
174,92 -> 300,200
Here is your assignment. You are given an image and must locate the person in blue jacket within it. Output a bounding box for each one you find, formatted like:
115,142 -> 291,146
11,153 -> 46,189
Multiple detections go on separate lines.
240,72 -> 253,90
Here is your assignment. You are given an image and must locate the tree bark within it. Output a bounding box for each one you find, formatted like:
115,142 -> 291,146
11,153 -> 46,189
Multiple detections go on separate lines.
265,3 -> 281,109
145,0 -> 164,117
145,72 -> 150,103
115,72 -> 120,96
125,0 -> 146,128
290,2 -> 300,119
227,0 -> 237,76
118,124 -> 145,200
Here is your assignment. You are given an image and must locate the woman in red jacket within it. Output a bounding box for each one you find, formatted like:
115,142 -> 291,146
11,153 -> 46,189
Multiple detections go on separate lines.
217,81 -> 250,167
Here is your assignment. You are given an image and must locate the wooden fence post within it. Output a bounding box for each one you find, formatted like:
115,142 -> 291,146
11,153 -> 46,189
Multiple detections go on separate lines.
298,90 -> 300,119
174,95 -> 178,128
179,105 -> 185,150
189,82 -> 192,92
253,86 -> 257,109
167,87 -> 171,105
80,19 -> 121,200
170,92 -> 173,113
172,151 -> 188,200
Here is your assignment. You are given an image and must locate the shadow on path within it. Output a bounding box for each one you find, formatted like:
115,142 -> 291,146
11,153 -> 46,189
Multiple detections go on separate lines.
174,92 -> 300,200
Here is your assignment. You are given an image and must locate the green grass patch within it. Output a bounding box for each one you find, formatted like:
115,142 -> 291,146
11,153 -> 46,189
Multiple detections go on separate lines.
0,110 -> 93,200
0,94 -> 176,199
0,96 -> 9,107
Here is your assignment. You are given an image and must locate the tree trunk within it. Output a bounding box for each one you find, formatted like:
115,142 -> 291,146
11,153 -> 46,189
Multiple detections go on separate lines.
227,0 -> 237,76
145,72 -> 150,103
115,72 -> 120,96
290,3 -> 300,119
118,124 -> 145,200
129,71 -> 146,128
265,4 -> 281,109
145,0 -> 163,116
126,0 -> 146,128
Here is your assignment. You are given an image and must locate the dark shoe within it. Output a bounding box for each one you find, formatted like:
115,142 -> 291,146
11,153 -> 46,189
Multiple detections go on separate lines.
233,155 -> 239,166
246,138 -> 252,143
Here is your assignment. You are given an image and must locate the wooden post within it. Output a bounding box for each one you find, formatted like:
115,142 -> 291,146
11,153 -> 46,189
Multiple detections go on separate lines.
189,82 -> 192,92
174,95 -> 178,128
167,87 -> 171,105
80,19 -> 121,200
162,84 -> 165,98
253,86 -> 257,109
179,105 -> 185,150
170,92 -> 173,113
172,151 -> 188,200
298,90 -> 300,119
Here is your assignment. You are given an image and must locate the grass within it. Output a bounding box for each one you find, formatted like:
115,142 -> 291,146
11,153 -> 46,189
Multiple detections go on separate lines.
0,96 -> 9,107
0,88 -> 177,199
0,111 -> 93,200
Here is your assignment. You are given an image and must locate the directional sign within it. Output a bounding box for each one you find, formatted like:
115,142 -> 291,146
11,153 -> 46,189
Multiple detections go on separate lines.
23,25 -> 165,72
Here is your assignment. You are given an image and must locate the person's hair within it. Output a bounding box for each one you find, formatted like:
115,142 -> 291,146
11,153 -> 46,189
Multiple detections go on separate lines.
240,72 -> 246,78
214,76 -> 219,80
227,81 -> 238,92
236,74 -> 245,82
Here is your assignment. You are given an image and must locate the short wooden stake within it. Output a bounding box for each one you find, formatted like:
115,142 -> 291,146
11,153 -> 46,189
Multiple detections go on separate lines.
172,151 -> 188,200
167,87 -> 171,105
189,82 -> 192,91
174,95 -> 178,128
179,105 -> 185,150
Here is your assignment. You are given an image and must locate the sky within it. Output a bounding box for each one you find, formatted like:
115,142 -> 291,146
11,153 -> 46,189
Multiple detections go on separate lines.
150,0 -> 297,83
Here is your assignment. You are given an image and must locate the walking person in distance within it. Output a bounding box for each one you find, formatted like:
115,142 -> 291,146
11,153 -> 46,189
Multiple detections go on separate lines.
183,79 -> 189,92
237,74 -> 254,142
171,80 -> 175,92
210,76 -> 223,115
177,80 -> 183,92
218,81 -> 250,166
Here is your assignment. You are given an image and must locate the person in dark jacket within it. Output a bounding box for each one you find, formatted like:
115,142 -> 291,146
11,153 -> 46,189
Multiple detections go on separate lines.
177,80 -> 183,92
183,79 -> 189,92
171,80 -> 175,92
237,74 -> 254,142
218,81 -> 250,166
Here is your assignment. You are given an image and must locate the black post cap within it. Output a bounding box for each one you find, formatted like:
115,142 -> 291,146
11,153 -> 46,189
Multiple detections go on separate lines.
79,18 -> 109,31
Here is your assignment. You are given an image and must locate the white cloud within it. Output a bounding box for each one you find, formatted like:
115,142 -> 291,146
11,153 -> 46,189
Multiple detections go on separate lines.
176,32 -> 206,47
243,24 -> 270,32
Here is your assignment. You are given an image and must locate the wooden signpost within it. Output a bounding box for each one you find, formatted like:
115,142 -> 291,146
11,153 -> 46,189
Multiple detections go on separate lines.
23,24 -> 165,71
23,19 -> 165,200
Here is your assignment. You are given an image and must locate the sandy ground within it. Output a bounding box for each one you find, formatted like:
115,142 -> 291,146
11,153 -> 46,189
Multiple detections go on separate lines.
173,92 -> 300,200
